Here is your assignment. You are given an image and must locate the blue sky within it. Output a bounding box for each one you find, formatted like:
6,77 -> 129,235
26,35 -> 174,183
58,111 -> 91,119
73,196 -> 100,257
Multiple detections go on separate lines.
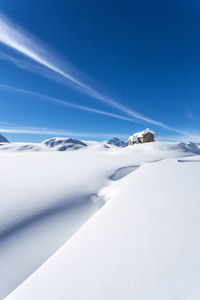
0,0 -> 200,142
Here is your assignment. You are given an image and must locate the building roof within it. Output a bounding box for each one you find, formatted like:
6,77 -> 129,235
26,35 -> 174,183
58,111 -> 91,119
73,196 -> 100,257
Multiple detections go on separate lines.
128,135 -> 138,142
128,128 -> 155,141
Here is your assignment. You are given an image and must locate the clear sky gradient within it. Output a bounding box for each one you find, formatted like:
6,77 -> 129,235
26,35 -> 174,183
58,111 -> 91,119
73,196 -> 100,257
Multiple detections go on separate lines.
0,0 -> 199,142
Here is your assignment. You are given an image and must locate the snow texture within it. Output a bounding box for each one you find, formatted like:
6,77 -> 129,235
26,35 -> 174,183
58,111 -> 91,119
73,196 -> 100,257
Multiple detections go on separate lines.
1,141 -> 200,300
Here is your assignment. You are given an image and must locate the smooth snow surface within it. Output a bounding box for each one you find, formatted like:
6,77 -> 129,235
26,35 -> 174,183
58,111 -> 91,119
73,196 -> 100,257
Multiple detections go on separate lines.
1,141 -> 200,300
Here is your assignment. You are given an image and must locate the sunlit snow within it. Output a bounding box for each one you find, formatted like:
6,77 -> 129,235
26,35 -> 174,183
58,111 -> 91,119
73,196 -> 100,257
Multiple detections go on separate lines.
0,138 -> 200,300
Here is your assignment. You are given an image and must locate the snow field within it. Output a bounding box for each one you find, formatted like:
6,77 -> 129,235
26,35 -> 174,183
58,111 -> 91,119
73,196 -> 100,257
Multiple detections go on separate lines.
6,156 -> 200,300
0,140 -> 199,299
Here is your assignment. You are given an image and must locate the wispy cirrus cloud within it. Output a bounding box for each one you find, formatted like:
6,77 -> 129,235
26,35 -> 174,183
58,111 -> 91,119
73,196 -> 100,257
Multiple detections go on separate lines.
0,84 -> 145,124
0,52 -> 50,76
160,134 -> 200,143
0,12 -> 186,135
0,123 -> 129,140
1,123 -> 199,142
185,106 -> 194,120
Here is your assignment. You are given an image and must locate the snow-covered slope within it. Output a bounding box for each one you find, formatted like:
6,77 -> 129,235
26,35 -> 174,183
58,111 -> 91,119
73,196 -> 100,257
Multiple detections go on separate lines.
1,141 -> 200,299
5,154 -> 200,300
0,134 -> 9,143
0,142 -> 43,152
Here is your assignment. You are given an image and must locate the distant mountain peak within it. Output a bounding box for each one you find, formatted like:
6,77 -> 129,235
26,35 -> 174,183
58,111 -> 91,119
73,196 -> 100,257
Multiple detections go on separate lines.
105,137 -> 127,148
42,137 -> 87,151
0,134 -> 9,143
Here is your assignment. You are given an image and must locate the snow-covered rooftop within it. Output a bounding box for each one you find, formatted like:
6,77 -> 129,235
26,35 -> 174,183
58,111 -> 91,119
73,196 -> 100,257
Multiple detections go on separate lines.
128,128 -> 155,141
128,135 -> 138,142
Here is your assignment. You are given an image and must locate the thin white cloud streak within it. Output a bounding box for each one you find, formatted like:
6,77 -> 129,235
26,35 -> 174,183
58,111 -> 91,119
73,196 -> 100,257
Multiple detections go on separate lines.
0,52 -> 34,70
0,52 -> 47,75
1,124 -> 199,142
185,106 -> 194,120
160,135 -> 200,143
0,83 -> 145,124
0,12 -> 186,135
0,120 -> 20,126
0,125 -> 129,139
0,52 -> 79,91
0,13 -> 101,96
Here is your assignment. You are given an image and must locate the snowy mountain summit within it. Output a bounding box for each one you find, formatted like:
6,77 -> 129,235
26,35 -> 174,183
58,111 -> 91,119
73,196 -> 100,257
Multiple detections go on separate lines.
105,137 -> 127,147
42,137 -> 87,151
0,134 -> 9,143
